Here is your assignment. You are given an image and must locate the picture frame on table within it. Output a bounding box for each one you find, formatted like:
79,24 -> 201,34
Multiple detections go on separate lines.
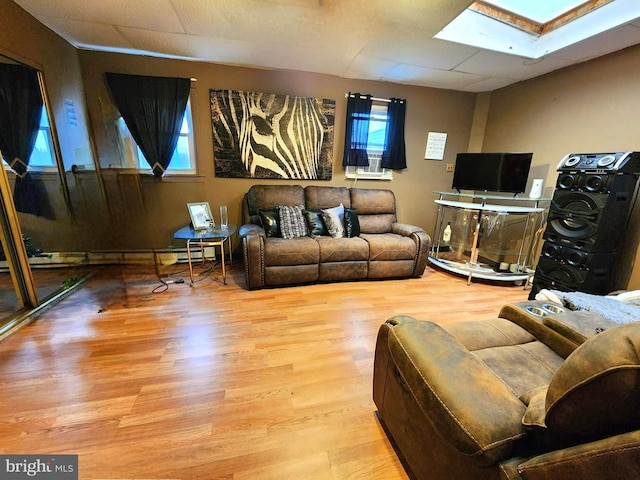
187,202 -> 214,230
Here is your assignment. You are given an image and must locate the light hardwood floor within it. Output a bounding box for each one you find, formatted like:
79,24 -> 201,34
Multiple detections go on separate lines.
0,261 -> 531,480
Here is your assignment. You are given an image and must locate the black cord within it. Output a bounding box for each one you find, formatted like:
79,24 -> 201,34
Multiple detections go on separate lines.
152,281 -> 169,294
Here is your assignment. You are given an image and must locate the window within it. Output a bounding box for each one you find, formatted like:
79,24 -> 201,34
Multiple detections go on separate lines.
346,103 -> 393,180
3,108 -> 57,171
29,108 -> 56,168
116,98 -> 196,175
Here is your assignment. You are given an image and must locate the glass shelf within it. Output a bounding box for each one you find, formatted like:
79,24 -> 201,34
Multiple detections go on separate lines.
433,191 -> 551,209
429,193 -> 549,285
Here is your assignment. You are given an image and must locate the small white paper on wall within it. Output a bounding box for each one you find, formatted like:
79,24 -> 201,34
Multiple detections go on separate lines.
425,132 -> 447,160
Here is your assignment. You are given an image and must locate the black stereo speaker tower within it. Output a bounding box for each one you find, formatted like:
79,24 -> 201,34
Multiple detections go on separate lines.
529,152 -> 640,299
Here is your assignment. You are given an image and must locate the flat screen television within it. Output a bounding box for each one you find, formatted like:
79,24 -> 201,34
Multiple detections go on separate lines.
452,152 -> 533,194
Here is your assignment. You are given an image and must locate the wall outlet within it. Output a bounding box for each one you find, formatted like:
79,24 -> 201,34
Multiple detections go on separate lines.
446,163 -> 454,172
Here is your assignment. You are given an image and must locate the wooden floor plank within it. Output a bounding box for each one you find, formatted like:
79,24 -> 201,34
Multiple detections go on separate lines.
0,262 -> 530,479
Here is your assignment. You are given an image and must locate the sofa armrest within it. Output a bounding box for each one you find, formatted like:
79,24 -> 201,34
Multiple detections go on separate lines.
239,223 -> 265,238
499,303 -> 579,358
542,310 -> 618,345
391,223 -> 431,277
240,224 -> 266,289
516,430 -> 640,479
387,318 -> 527,464
391,222 -> 424,236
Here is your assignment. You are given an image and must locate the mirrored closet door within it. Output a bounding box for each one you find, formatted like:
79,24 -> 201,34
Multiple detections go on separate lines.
0,54 -> 93,336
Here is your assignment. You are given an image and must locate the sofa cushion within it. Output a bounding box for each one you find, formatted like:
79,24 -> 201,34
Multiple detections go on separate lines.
473,342 -> 563,401
387,319 -> 527,464
305,185 -> 351,209
247,184 -> 305,214
316,236 -> 369,263
445,319 -> 563,401
304,209 -> 328,237
264,236 -> 319,266
544,322 -> 640,440
350,188 -> 395,214
350,188 -> 397,233
344,208 -> 360,238
258,208 -> 280,237
362,233 -> 416,260
322,204 -> 345,238
279,205 -> 308,239
319,261 -> 368,281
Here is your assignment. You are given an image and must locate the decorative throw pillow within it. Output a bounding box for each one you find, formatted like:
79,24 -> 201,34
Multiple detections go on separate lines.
258,208 -> 280,237
344,208 -> 360,238
279,205 -> 308,239
304,209 -> 328,237
321,204 -> 345,238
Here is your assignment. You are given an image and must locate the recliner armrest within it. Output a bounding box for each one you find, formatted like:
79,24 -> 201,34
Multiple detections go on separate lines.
516,430 -> 640,479
390,224 -> 431,276
542,310 -> 618,345
239,223 -> 265,238
240,224 -> 266,289
391,222 -> 425,236
387,318 -> 526,465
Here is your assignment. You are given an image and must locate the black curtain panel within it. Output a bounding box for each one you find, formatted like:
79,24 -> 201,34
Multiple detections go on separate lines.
381,98 -> 407,170
0,63 -> 55,219
105,73 -> 191,177
342,93 -> 373,167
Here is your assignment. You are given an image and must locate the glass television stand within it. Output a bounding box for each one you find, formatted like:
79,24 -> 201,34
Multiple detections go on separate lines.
429,191 -> 549,285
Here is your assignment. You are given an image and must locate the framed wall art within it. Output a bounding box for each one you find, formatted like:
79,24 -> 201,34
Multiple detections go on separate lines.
210,89 -> 335,180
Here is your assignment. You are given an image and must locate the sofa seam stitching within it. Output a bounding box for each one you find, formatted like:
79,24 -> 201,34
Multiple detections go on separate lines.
518,443 -> 640,473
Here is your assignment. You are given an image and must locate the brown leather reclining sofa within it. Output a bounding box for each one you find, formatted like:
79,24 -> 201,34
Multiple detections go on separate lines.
238,184 -> 430,289
373,300 -> 640,479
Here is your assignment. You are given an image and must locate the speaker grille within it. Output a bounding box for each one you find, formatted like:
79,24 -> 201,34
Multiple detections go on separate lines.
531,156 -> 640,297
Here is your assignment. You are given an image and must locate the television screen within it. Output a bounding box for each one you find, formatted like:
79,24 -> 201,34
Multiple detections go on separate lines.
452,152 -> 533,194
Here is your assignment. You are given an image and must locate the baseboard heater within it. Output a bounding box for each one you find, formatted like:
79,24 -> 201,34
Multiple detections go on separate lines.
0,247 -> 217,270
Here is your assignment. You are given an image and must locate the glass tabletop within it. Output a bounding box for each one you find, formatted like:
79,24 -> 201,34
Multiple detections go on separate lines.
173,224 -> 237,241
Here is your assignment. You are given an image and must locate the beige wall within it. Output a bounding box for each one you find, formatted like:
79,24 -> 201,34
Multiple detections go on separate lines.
483,44 -> 640,289
78,51 -> 477,250
0,0 -> 104,252
0,0 -> 478,254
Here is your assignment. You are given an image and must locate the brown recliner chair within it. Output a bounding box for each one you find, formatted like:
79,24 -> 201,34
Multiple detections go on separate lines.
373,301 -> 640,480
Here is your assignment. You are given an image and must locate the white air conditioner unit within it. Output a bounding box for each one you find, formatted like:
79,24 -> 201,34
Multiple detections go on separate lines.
345,153 -> 393,180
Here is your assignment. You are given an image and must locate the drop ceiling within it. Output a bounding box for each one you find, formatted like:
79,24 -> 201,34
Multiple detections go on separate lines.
12,0 -> 640,92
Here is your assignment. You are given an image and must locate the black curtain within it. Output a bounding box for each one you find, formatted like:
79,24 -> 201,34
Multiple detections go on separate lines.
105,73 -> 191,177
381,98 -> 407,170
0,63 -> 54,219
342,93 -> 372,167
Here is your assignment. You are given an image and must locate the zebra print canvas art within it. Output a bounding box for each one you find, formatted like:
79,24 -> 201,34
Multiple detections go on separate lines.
210,89 -> 335,180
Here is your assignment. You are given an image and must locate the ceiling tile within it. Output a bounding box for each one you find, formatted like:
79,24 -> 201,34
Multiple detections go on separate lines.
10,0 -> 640,92
342,55 -> 397,81
35,16 -> 135,51
119,27 -> 352,77
461,77 -> 517,92
551,23 -> 640,62
14,0 -> 184,33
455,51 -> 574,80
383,64 -> 485,90
360,35 -> 479,71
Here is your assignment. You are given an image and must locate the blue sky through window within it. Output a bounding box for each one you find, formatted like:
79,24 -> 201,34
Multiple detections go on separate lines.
367,105 -> 387,153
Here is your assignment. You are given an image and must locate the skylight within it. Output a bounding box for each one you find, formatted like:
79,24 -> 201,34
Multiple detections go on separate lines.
434,0 -> 640,59
483,0 -> 590,24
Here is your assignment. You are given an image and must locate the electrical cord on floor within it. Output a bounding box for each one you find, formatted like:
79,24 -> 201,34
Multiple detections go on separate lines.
152,247 -> 229,293
153,254 -> 188,294
152,276 -> 185,294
